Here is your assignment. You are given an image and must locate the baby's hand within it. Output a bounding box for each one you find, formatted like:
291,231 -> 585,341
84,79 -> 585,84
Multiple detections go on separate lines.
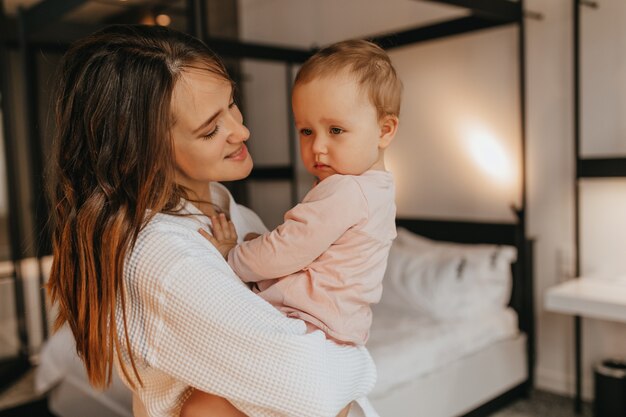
198,213 -> 238,259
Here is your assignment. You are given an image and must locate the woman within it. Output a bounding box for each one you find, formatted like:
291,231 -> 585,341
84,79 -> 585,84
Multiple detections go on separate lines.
47,24 -> 377,417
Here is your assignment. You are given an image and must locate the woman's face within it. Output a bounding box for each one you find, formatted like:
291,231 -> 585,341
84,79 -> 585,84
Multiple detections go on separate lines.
170,67 -> 252,197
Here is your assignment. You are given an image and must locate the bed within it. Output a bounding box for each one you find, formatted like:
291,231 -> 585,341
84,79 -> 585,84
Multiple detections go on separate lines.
368,217 -> 534,417
35,216 -> 534,417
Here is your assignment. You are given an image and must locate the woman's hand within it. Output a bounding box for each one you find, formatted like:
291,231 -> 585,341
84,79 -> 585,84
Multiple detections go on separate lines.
198,213 -> 238,259
180,389 -> 247,417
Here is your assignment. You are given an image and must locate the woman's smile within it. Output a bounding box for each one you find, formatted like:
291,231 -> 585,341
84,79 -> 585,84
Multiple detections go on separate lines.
225,144 -> 248,161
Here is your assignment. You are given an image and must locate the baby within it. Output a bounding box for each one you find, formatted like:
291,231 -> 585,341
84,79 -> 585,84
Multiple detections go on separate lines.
182,39 -> 401,416
215,39 -> 400,345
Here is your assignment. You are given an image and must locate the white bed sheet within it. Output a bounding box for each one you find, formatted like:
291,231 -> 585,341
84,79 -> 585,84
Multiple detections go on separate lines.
367,306 -> 519,397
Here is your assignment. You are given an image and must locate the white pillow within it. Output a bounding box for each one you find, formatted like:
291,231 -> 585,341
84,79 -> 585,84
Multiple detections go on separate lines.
380,228 -> 516,321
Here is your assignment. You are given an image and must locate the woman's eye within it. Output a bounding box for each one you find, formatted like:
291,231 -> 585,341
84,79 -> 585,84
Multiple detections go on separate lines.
202,125 -> 219,140
300,128 -> 313,136
330,127 -> 343,135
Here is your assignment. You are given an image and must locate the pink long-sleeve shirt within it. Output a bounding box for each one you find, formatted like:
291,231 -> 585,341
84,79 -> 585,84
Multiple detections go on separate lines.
228,170 -> 396,345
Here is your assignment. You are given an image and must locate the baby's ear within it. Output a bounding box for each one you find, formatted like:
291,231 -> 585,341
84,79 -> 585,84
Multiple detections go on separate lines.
378,115 -> 399,149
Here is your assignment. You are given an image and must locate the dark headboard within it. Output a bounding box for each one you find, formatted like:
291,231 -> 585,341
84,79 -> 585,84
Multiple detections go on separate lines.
395,218 -> 519,246
396,217 -> 535,389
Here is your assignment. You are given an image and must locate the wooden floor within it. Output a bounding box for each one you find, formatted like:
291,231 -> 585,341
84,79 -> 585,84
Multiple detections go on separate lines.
492,390 -> 592,417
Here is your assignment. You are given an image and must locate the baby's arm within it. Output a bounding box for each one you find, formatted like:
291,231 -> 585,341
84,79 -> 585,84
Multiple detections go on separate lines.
198,213 -> 238,259
180,389 -> 353,417
229,176 -> 368,282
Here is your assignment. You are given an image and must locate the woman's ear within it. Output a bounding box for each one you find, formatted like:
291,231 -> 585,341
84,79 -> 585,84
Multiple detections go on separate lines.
378,115 -> 399,149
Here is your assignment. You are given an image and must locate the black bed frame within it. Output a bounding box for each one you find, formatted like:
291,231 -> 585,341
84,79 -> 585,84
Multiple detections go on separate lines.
396,216 -> 535,416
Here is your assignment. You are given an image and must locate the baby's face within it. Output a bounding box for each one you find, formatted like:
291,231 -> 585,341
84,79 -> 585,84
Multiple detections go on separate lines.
292,72 -> 386,181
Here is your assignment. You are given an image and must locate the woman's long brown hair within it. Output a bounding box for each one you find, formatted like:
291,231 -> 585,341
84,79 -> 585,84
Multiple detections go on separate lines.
47,24 -> 232,389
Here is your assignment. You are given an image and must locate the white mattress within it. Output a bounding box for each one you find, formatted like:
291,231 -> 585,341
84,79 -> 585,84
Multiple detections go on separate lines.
370,335 -> 527,417
367,306 -> 519,397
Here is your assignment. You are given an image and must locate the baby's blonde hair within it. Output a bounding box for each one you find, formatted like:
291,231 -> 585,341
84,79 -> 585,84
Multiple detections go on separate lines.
295,39 -> 402,120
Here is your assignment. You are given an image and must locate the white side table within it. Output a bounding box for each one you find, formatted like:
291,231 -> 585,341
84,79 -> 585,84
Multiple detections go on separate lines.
545,277 -> 626,322
544,277 -> 626,414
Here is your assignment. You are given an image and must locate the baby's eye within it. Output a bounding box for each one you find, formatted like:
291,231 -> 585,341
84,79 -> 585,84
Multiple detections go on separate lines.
300,128 -> 313,136
329,127 -> 343,135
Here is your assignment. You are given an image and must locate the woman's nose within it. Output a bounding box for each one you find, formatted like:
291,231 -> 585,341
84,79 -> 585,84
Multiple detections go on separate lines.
227,111 -> 250,143
235,122 -> 250,143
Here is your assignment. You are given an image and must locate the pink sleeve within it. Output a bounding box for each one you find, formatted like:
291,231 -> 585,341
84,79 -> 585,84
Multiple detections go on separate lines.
228,176 -> 368,282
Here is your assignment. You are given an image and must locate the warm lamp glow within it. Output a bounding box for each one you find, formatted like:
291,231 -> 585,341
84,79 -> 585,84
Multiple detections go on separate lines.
156,14 -> 171,26
464,126 -> 514,186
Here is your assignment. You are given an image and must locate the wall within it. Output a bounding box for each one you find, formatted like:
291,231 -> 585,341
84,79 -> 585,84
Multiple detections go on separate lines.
386,29 -> 521,222
239,0 -> 626,401
525,0 -> 578,396
238,0 -> 469,228
239,0 -> 467,49
526,0 -> 626,399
